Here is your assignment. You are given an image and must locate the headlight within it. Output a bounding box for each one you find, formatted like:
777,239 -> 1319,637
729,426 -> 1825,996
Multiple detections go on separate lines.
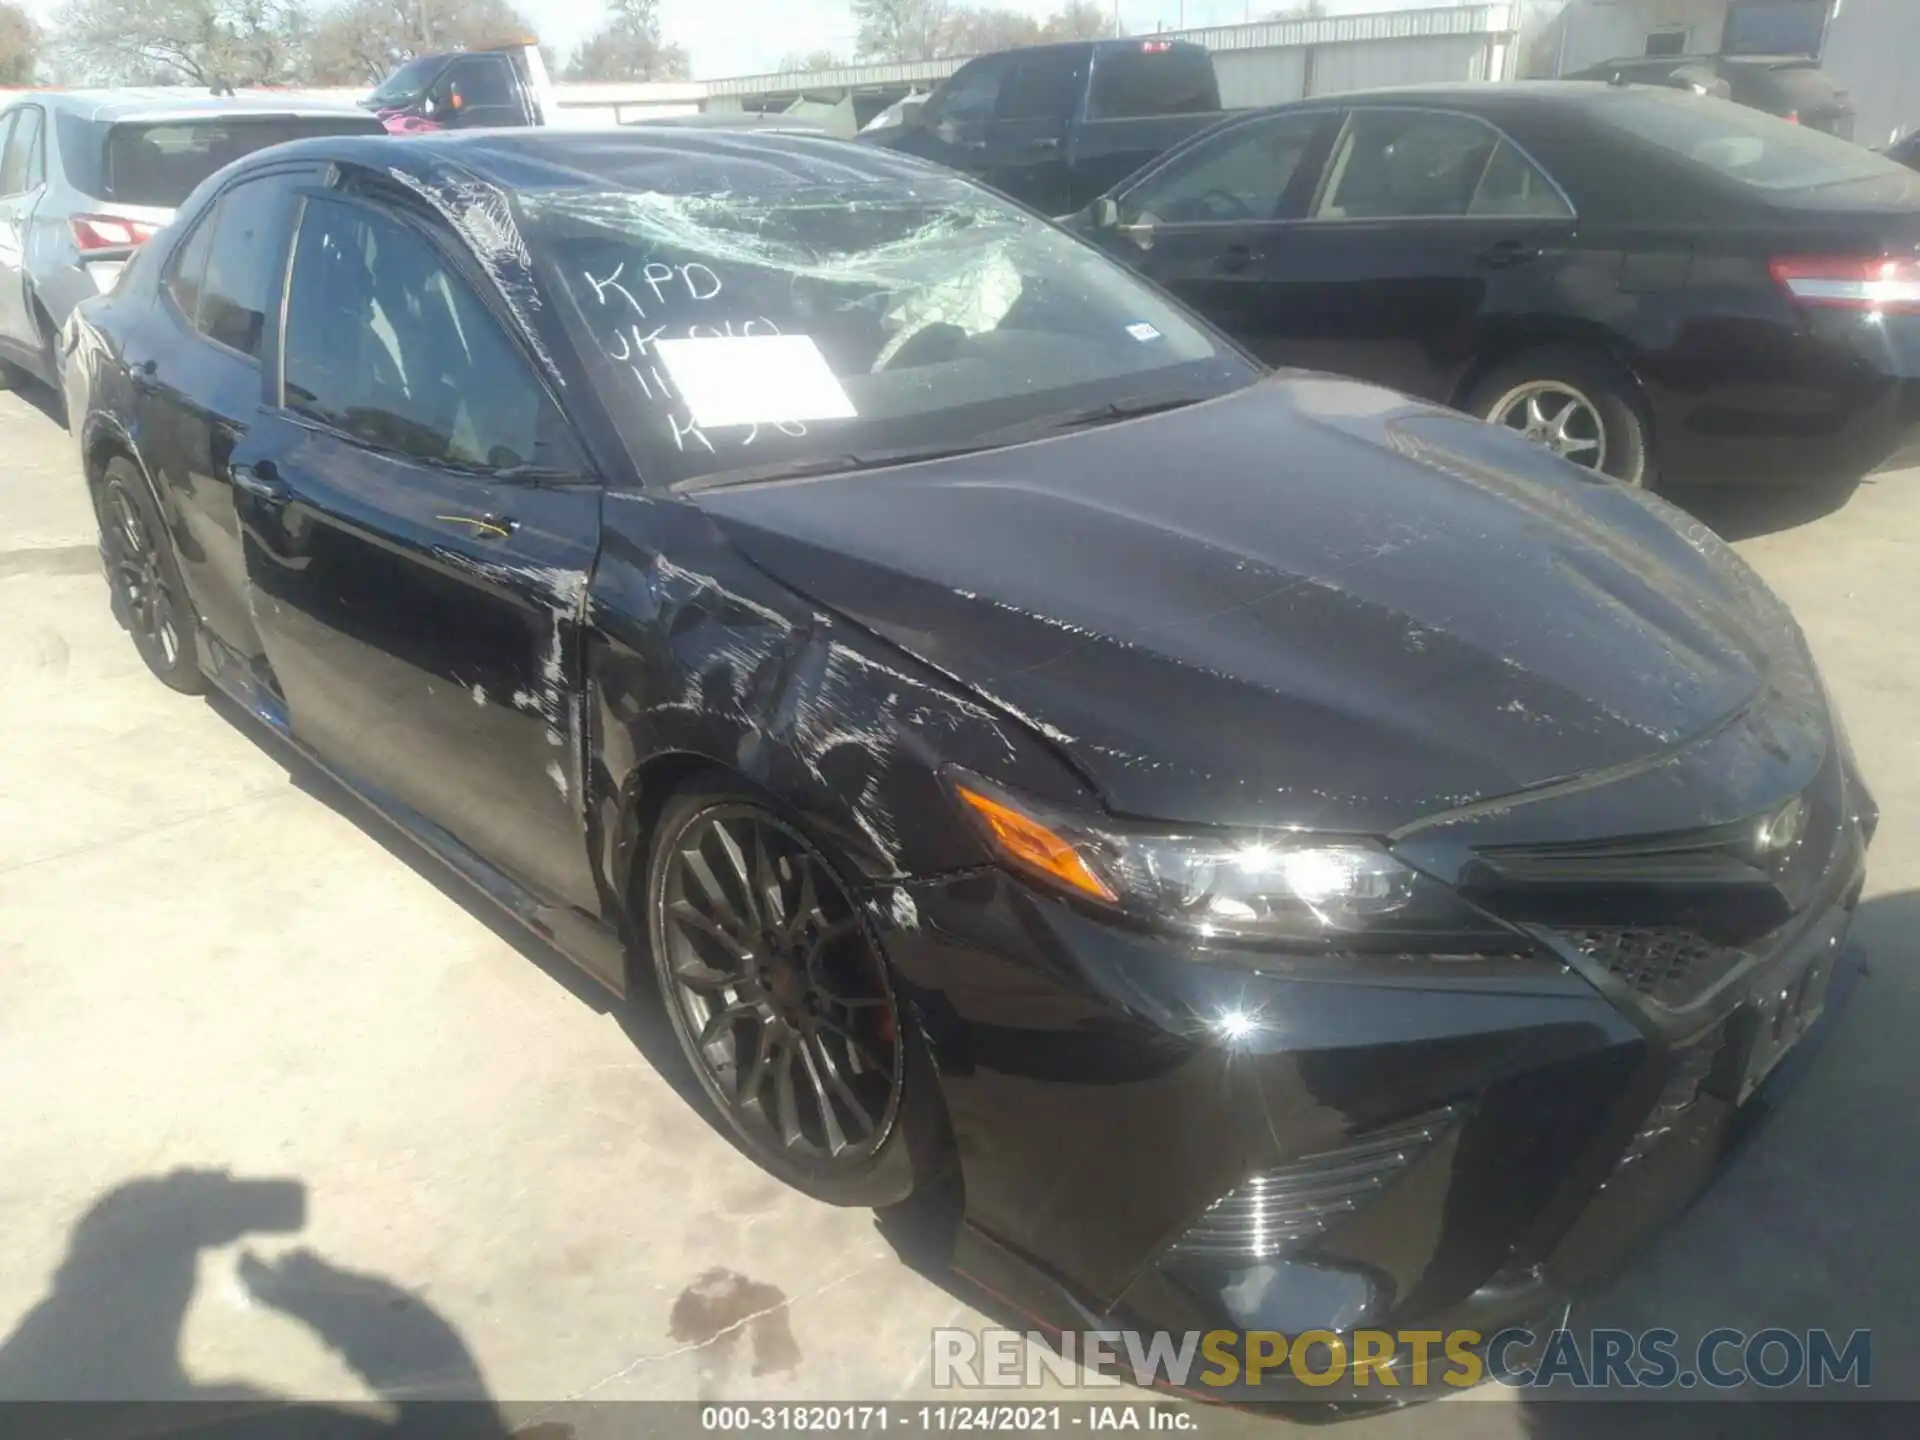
950,771 -> 1517,952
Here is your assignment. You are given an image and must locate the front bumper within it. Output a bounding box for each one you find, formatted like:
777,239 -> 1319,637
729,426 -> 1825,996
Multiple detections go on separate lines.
868,748 -> 1872,1402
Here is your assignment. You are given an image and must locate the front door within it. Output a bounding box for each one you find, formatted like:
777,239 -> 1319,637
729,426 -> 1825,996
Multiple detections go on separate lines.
1090,109 -> 1338,363
238,188 -> 603,913
1258,107 -> 1579,402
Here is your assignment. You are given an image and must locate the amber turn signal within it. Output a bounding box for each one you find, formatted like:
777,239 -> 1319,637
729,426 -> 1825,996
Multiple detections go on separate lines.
954,784 -> 1118,903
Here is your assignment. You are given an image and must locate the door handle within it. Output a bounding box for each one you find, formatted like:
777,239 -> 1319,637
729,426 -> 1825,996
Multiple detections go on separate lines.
1478,239 -> 1541,270
1028,136 -> 1062,152
435,512 -> 519,540
231,459 -> 288,505
1217,245 -> 1262,276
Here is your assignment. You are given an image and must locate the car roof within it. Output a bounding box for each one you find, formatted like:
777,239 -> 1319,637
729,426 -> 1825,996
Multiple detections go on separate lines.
24,88 -> 377,124
238,125 -> 936,196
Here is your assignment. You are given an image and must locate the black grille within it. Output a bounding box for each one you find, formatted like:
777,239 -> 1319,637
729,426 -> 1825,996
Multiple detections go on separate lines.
1170,1108 -> 1458,1262
1561,928 -> 1751,1009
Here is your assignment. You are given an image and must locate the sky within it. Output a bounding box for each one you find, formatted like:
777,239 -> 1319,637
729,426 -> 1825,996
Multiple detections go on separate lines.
556,0 -> 1455,81
18,0 -> 1456,84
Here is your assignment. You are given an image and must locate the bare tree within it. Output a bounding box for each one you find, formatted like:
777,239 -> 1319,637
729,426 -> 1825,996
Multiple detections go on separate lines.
0,1 -> 38,84
851,0 -> 955,61
1039,1 -> 1112,41
1266,0 -> 1327,19
566,0 -> 690,81
776,49 -> 846,72
304,0 -> 539,85
54,0 -> 308,85
945,7 -> 1041,53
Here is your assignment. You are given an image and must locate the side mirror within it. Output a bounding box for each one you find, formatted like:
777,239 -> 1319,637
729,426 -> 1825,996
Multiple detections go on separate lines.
1094,196 -> 1119,228
899,97 -> 926,127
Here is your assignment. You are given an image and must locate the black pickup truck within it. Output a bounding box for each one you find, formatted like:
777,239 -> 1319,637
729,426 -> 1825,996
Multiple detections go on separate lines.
861,38 -> 1234,215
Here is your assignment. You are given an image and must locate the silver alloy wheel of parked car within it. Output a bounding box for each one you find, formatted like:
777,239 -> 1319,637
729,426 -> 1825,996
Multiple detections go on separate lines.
1486,380 -> 1610,475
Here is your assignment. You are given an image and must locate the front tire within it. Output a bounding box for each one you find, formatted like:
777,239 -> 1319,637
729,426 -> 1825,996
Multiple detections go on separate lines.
644,780 -> 950,1206
1468,346 -> 1654,488
95,459 -> 204,694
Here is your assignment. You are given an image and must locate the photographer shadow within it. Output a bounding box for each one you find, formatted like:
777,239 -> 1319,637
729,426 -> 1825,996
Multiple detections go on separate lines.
0,1169 -> 563,1439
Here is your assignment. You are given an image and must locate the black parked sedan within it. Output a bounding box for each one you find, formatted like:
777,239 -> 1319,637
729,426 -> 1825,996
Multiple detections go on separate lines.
68,128 -> 1875,1393
1068,83 -> 1920,490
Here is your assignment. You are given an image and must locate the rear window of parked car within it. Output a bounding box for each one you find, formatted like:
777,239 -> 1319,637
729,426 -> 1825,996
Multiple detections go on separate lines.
1087,45 -> 1219,120
54,114 -> 383,207
1595,90 -> 1903,198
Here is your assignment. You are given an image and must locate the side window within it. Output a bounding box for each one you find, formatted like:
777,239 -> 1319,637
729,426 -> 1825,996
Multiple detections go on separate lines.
163,202 -> 219,323
1122,112 -> 1327,225
0,107 -> 40,195
997,50 -> 1079,122
1469,139 -> 1574,218
1315,110 -> 1500,220
441,55 -> 515,111
931,57 -> 1007,128
197,171 -> 307,359
283,197 -> 579,475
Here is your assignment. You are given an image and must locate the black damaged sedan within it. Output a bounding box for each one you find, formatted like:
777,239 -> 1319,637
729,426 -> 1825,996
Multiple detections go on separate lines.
67,129 -> 1875,1388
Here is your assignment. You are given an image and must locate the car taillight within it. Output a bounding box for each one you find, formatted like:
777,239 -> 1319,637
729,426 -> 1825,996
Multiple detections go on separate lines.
1785,110 -> 1801,125
71,215 -> 161,252
1771,256 -> 1920,314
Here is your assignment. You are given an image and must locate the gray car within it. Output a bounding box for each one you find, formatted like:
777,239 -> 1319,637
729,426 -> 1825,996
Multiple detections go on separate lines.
0,90 -> 384,388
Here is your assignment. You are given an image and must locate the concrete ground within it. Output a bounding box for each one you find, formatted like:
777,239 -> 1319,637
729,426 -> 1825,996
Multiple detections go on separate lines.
2,375 -> 1916,1437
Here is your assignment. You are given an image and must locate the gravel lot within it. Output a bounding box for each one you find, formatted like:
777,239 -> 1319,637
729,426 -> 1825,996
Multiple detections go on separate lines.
2,375 -> 1915,1436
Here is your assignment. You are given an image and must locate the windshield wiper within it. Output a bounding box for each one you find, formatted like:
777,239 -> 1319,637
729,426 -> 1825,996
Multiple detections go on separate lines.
677,393 -> 1212,492
676,440 -> 1009,491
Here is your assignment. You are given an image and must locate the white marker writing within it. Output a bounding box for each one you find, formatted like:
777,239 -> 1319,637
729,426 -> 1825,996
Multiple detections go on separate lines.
681,263 -> 723,300
670,413 -> 715,452
583,263 -> 644,317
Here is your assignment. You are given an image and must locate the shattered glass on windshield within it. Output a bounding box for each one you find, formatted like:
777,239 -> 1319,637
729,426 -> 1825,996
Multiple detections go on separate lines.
520,177 -> 1246,484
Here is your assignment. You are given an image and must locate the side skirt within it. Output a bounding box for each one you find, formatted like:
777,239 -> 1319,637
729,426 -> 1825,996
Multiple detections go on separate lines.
200,633 -> 633,997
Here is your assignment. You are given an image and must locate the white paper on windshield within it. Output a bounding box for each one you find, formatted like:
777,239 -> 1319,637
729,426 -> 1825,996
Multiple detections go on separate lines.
654,335 -> 858,430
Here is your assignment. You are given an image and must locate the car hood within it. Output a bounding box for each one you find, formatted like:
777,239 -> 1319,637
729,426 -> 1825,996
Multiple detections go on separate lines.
692,376 -> 1794,833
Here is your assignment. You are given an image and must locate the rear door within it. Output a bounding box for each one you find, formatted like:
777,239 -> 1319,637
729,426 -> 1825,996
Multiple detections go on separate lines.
1257,107 -> 1578,401
237,188 -> 603,912
1091,108 -> 1337,362
0,106 -> 44,361
123,166 -> 316,674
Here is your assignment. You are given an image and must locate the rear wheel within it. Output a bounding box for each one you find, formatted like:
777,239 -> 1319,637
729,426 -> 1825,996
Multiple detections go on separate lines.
1468,347 -> 1653,488
645,781 -> 950,1206
96,459 -> 204,694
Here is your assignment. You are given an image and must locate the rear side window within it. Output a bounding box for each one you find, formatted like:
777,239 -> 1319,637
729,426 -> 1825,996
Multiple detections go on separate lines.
997,49 -> 1080,122
282,197 -> 578,474
162,202 -> 218,320
196,171 -> 307,358
96,117 -> 380,208
1316,110 -> 1499,219
1469,140 -> 1574,218
1597,90 -> 1894,193
1087,45 -> 1218,120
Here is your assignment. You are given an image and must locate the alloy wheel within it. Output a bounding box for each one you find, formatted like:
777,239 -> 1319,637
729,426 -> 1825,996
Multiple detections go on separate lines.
1486,380 -> 1609,473
657,806 -> 902,1167
101,483 -> 183,670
